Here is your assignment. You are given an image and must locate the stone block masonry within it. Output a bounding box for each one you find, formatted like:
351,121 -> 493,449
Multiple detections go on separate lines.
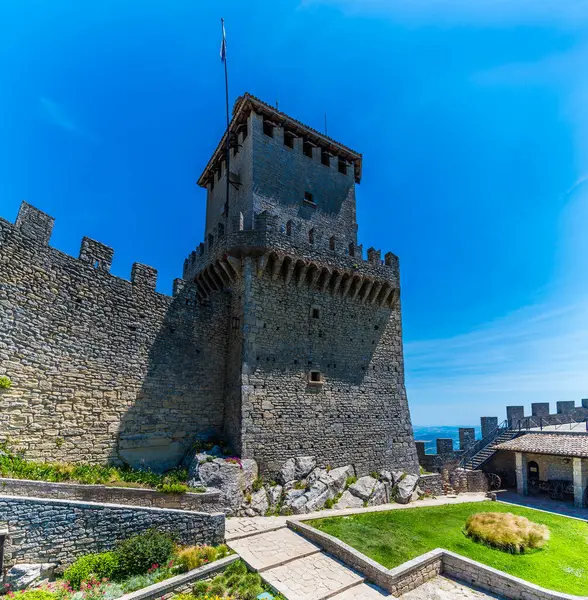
0,495 -> 224,568
0,203 -> 229,469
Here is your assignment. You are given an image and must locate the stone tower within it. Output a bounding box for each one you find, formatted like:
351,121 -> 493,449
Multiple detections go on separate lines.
184,93 -> 418,476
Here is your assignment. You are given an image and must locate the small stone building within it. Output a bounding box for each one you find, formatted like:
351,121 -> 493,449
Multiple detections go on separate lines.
495,433 -> 588,508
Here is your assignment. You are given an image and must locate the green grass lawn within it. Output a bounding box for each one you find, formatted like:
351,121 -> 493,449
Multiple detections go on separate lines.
309,502 -> 588,595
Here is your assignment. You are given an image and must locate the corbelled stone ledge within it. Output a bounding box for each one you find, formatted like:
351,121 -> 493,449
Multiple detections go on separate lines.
288,520 -> 586,600
0,477 -> 227,513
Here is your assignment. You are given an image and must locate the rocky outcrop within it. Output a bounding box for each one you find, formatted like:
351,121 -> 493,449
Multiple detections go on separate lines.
279,456 -> 317,484
5,564 -> 56,591
394,473 -> 420,504
198,458 -> 258,512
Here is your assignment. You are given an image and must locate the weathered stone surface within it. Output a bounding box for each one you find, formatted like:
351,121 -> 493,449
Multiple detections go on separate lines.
198,459 -> 255,511
283,487 -> 305,507
391,471 -> 405,485
5,563 -> 56,591
0,496 -> 223,569
321,465 -> 354,496
280,456 -> 316,484
266,484 -> 283,509
303,486 -> 330,513
368,481 -> 387,506
249,489 -> 269,515
379,470 -> 392,483
348,476 -> 378,501
289,494 -> 309,514
118,434 -> 189,473
395,473 -> 419,504
333,489 -> 364,509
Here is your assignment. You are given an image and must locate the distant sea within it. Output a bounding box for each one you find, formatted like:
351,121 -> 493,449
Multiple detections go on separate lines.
413,425 -> 481,454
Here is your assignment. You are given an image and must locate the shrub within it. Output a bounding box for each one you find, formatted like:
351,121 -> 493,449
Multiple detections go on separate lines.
63,552 -> 120,589
115,529 -> 175,577
345,475 -> 357,488
190,560 -> 275,600
176,545 -> 221,572
5,592 -> 57,600
465,512 -> 550,554
251,477 -> 263,492
156,483 -> 188,494
0,376 -> 11,390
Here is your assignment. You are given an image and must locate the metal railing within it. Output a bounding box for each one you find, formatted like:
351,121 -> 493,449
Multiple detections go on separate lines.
458,413 -> 588,469
458,420 -> 509,468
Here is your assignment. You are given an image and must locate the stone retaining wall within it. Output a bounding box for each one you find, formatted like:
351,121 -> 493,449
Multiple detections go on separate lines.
291,521 -> 585,599
417,473 -> 443,496
0,478 -> 227,514
0,495 -> 225,568
119,555 -> 239,600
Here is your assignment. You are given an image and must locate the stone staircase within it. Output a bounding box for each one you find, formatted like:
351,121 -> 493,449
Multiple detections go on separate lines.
462,430 -> 520,471
227,523 -> 390,599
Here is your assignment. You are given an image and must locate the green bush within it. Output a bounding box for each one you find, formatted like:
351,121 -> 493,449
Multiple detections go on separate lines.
251,477 -> 263,492
5,592 -> 56,600
345,475 -> 357,488
0,375 -> 11,389
63,552 -> 120,589
156,483 -> 188,494
115,529 -> 175,577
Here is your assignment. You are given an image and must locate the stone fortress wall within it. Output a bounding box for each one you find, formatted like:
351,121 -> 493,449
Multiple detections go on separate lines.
0,93 -> 420,479
0,202 -> 229,469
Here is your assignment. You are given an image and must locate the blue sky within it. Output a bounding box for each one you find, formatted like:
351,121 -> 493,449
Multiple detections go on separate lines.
1,0 -> 588,425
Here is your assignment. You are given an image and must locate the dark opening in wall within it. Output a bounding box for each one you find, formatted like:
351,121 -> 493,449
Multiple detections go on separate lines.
321,149 -> 330,166
304,191 -> 315,206
311,306 -> 320,319
309,228 -> 315,245
329,236 -> 336,251
303,140 -> 313,158
210,177 -> 215,191
218,223 -> 225,237
309,370 -> 323,384
286,220 -> 293,236
338,159 -> 348,175
348,242 -> 355,257
208,233 -> 214,249
284,131 -> 295,149
263,120 -> 274,137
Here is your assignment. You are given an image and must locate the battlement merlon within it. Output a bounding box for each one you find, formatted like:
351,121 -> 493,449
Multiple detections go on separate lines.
4,201 -> 187,298
197,92 -> 363,187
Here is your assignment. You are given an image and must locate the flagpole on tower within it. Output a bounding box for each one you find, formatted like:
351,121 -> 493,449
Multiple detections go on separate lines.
221,18 -> 230,215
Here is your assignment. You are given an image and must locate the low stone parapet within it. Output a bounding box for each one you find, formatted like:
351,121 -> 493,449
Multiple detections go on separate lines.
289,520 -> 584,600
0,477 -> 226,513
0,494 -> 225,568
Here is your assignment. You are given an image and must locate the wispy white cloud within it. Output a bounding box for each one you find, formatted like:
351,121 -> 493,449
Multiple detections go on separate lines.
407,180 -> 588,424
301,0 -> 588,27
40,97 -> 87,137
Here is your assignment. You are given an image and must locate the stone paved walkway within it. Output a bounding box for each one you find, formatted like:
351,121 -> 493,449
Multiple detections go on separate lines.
226,493 -> 489,599
400,576 -> 504,600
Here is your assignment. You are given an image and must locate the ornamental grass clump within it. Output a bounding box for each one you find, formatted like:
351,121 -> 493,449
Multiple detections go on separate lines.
465,512 -> 550,554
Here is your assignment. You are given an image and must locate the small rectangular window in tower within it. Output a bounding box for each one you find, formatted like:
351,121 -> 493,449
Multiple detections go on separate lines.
321,149 -> 330,167
308,228 -> 315,245
304,192 -> 315,206
338,158 -> 348,175
263,119 -> 274,137
329,236 -> 336,251
309,370 -> 323,384
303,140 -> 314,158
311,306 -> 320,319
284,131 -> 295,149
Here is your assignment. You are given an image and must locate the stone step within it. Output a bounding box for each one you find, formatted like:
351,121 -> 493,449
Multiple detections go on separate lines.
330,582 -> 392,599
227,527 -> 321,572
263,552 -> 365,600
